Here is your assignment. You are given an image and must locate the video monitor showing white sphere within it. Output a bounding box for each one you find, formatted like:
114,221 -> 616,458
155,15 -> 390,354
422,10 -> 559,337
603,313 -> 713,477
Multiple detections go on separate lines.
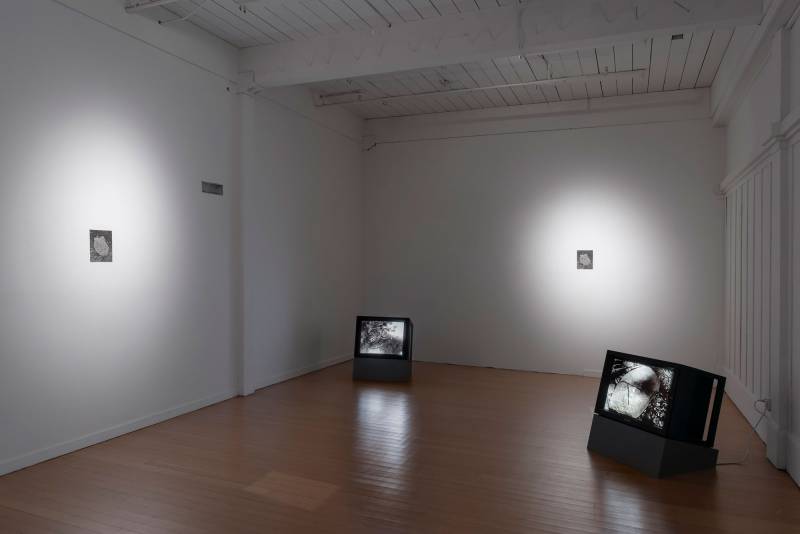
603,358 -> 675,430
359,320 -> 406,356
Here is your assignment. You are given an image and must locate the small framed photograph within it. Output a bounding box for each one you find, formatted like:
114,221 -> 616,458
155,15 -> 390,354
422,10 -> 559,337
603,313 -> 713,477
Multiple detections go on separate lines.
577,250 -> 593,270
90,230 -> 112,262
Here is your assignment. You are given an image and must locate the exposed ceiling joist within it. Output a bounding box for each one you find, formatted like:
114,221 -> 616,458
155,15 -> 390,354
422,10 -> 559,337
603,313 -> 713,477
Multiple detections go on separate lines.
241,0 -> 762,88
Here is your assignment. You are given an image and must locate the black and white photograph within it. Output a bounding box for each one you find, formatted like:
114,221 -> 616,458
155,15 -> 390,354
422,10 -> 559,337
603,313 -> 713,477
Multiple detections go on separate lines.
602,358 -> 674,430
577,250 -> 593,270
89,230 -> 112,262
359,320 -> 405,355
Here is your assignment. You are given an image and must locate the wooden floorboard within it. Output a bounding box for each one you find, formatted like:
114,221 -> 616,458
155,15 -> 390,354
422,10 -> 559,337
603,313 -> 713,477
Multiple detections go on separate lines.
0,362 -> 797,533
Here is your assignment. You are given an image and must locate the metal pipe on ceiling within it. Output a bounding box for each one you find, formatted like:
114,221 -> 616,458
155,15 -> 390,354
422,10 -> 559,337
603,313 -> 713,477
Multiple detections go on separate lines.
124,0 -> 182,13
316,69 -> 649,107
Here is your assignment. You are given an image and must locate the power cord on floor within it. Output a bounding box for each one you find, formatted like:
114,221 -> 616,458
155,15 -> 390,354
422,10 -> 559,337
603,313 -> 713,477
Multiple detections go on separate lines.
717,398 -> 769,466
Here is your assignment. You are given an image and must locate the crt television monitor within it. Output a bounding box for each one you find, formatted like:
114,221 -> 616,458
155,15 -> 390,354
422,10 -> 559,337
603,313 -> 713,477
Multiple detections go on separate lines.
354,316 -> 413,360
594,350 -> 725,446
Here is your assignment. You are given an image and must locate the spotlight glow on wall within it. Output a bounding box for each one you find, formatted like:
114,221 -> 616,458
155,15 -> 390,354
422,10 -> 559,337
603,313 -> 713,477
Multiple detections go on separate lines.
515,178 -> 679,370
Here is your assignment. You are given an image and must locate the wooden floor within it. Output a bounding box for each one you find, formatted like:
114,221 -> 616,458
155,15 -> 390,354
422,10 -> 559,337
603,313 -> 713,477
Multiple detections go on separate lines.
0,362 -> 797,534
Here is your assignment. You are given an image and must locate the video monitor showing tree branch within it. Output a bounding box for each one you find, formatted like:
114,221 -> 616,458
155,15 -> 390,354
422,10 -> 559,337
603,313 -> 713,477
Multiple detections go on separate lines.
602,358 -> 675,431
359,320 -> 406,356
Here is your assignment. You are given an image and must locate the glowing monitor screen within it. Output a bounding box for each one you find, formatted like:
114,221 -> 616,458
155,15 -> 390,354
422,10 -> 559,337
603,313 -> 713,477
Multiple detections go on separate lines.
359,320 -> 406,356
602,358 -> 675,431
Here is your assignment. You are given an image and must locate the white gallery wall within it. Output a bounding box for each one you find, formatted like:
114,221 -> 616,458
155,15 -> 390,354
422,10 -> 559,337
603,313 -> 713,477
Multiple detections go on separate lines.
724,38 -> 783,173
0,0 -> 241,474
362,94 -> 725,377
0,0 -> 363,476
240,88 -> 363,393
716,4 -> 800,484
793,15 -> 800,488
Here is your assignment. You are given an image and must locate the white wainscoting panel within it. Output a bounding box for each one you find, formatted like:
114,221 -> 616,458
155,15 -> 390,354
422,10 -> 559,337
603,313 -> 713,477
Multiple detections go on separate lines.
723,154 -> 780,445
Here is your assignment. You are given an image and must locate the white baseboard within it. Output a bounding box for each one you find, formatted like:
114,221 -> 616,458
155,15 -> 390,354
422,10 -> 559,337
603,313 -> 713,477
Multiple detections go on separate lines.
249,354 -> 352,394
0,389 -> 238,477
788,432 -> 800,488
1,355 -> 353,477
721,368 -> 769,443
412,356 -> 601,379
719,368 -> 791,469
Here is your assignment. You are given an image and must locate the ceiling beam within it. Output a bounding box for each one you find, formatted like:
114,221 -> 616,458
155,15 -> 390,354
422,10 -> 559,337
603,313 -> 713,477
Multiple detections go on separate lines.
240,0 -> 763,88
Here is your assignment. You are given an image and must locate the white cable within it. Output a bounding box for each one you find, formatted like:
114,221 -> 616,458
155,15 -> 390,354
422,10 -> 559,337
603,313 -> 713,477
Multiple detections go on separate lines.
717,399 -> 769,466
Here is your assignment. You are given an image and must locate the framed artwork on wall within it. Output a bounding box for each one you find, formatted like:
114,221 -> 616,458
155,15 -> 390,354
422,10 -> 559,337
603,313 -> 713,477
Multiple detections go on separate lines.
577,250 -> 593,269
90,230 -> 112,262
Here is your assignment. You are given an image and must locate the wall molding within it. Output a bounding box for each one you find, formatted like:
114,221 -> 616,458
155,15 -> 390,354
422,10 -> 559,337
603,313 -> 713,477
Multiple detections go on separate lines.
721,138 -> 799,477
721,97 -> 800,194
0,388 -> 238,477
721,139 -> 787,468
721,134 -> 783,193
791,109 -> 800,487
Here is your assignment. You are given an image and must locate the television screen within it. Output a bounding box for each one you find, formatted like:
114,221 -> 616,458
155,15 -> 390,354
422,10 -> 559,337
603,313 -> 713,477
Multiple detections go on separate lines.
359,319 -> 406,356
601,357 -> 676,431
595,351 -> 726,445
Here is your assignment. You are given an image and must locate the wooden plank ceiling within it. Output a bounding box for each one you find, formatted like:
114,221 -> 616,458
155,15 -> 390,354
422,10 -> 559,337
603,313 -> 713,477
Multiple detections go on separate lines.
161,1 -> 738,119
162,0 -> 513,47
310,30 -> 735,118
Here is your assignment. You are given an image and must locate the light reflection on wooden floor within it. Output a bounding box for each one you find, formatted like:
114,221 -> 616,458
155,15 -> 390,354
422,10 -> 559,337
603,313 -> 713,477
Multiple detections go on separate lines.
0,361 -> 797,533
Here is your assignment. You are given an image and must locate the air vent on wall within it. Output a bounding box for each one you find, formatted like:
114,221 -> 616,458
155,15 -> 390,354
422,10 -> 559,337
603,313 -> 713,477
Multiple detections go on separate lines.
202,181 -> 224,196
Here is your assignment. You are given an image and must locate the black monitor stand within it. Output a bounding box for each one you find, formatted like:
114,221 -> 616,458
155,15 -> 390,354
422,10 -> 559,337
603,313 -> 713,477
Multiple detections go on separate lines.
587,415 -> 719,477
353,358 -> 412,382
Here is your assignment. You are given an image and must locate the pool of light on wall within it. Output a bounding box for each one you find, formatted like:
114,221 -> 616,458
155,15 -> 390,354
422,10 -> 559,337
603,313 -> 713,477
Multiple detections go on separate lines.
516,178 -> 680,365
20,109 -> 182,391
36,112 -> 174,287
